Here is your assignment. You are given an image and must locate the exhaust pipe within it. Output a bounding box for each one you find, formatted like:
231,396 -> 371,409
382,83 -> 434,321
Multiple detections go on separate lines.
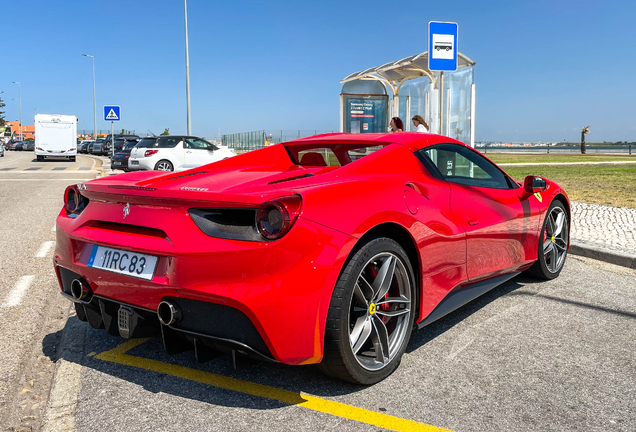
157,301 -> 182,326
71,279 -> 92,302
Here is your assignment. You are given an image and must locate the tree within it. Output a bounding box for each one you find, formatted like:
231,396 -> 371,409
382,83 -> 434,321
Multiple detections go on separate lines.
581,126 -> 590,154
0,92 -> 6,127
160,128 -> 170,135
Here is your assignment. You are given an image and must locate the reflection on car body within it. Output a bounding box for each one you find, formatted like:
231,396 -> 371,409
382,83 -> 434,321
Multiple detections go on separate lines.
54,132 -> 570,384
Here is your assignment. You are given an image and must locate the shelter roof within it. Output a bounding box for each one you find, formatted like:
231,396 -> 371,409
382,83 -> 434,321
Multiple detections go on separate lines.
340,51 -> 476,89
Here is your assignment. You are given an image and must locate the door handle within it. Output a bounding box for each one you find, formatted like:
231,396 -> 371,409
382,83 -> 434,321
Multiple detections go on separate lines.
466,217 -> 479,226
405,182 -> 429,199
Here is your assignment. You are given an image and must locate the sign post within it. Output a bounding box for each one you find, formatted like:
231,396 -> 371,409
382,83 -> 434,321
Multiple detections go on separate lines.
103,105 -> 120,157
428,21 -> 458,136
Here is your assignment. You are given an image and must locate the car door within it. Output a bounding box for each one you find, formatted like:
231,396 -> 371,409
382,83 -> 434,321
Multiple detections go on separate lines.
418,143 -> 541,281
184,138 -> 217,168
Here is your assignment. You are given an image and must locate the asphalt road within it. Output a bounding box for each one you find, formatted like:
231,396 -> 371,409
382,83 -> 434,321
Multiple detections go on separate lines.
0,151 -> 99,431
1,150 -> 635,431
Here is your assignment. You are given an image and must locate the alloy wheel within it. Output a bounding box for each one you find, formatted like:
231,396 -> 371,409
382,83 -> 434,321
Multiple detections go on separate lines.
348,252 -> 412,371
542,207 -> 568,273
156,161 -> 173,171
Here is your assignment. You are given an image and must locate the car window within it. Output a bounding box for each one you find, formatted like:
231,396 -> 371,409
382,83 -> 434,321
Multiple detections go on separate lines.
155,137 -> 182,148
416,143 -> 515,189
185,138 -> 212,150
135,138 -> 157,148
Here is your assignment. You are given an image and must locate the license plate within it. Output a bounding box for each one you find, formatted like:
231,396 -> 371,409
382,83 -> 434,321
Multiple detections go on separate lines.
131,161 -> 139,165
87,245 -> 158,281
113,161 -> 121,165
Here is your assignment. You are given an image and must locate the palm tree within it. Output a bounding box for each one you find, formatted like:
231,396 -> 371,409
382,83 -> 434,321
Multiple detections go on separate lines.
581,126 -> 590,154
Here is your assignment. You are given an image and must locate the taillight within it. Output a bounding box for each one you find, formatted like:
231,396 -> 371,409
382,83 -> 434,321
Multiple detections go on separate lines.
125,155 -> 130,158
69,148 -> 76,151
145,149 -> 158,157
256,195 -> 302,240
36,147 -> 44,151
63,185 -> 89,217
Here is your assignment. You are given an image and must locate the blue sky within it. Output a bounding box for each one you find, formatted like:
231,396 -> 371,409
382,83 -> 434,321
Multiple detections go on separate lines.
1,0 -> 635,142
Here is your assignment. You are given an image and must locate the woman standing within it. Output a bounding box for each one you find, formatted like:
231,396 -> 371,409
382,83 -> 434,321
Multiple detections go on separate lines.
390,117 -> 404,133
412,115 -> 429,133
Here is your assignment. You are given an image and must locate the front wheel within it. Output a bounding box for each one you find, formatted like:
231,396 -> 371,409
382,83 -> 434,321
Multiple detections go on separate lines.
320,237 -> 415,384
154,160 -> 174,171
527,200 -> 569,280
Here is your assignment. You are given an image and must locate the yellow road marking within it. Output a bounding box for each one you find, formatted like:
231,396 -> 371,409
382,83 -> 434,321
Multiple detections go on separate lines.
94,339 -> 454,432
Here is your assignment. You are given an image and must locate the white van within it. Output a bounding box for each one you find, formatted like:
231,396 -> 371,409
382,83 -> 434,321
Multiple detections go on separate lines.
34,114 -> 78,161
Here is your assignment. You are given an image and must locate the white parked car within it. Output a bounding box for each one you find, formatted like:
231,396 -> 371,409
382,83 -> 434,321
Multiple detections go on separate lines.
128,136 -> 236,172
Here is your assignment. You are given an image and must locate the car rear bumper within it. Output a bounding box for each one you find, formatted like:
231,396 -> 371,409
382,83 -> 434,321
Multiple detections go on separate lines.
128,157 -> 156,171
53,206 -> 356,365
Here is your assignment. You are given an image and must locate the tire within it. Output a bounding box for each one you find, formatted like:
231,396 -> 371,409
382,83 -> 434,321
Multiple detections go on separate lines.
154,160 -> 174,171
36,155 -> 43,161
527,200 -> 569,280
320,237 -> 415,384
70,156 -> 76,162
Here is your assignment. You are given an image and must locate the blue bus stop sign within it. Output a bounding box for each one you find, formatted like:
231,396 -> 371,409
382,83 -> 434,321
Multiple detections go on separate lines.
103,105 -> 121,121
428,21 -> 458,72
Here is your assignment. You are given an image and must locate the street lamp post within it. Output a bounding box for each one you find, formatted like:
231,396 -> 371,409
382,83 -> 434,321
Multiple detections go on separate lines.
82,54 -> 97,141
184,0 -> 192,135
11,82 -> 22,141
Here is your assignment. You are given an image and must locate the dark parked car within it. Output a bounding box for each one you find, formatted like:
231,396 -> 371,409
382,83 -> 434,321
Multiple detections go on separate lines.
24,141 -> 35,151
88,139 -> 103,154
102,134 -> 140,156
14,141 -> 26,151
79,141 -> 94,154
111,137 -> 154,171
8,141 -> 21,150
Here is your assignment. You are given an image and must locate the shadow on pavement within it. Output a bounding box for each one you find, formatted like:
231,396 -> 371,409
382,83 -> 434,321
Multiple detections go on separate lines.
42,272 -> 628,411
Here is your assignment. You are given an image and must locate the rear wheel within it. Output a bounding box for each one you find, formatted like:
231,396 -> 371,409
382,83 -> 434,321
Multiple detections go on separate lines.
70,156 -> 76,162
527,201 -> 568,280
321,237 -> 415,384
36,155 -> 43,161
154,160 -> 174,171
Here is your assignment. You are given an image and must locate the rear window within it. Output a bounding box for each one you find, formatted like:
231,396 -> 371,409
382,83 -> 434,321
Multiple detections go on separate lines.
135,138 -> 158,148
286,143 -> 387,167
155,137 -> 182,148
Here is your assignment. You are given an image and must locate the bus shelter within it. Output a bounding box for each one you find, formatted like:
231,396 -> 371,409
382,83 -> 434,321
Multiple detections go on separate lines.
340,51 -> 477,146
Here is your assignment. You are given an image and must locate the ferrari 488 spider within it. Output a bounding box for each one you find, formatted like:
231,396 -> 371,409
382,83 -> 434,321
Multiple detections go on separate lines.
54,132 -> 570,384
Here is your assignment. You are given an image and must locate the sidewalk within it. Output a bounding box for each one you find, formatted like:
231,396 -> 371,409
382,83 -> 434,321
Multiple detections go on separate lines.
570,201 -> 636,269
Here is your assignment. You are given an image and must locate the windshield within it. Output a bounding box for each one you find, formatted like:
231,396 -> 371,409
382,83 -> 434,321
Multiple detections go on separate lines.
124,141 -> 138,150
285,143 -> 387,167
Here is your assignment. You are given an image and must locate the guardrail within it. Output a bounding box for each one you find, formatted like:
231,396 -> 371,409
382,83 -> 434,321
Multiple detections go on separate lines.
221,130 -> 336,151
476,145 -> 633,155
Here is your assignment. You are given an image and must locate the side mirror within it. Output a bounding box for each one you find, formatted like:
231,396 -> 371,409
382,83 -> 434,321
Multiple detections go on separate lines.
524,175 -> 547,194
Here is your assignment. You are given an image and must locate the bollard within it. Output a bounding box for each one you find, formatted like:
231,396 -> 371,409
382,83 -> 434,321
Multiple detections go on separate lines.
547,143 -> 550,154
630,144 -> 632,155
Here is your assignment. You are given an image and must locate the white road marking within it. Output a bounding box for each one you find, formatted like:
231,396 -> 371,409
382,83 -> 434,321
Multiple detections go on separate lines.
0,153 -> 25,166
35,241 -> 55,258
2,275 -> 35,308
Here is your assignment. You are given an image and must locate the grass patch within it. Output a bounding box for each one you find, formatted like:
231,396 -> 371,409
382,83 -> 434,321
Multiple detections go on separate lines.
503,164 -> 636,208
486,153 -> 636,164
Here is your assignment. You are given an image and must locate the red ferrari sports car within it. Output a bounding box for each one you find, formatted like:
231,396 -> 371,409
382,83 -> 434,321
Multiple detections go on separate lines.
54,132 -> 570,384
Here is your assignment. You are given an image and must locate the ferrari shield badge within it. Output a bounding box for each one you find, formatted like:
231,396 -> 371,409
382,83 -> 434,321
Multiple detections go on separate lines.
534,192 -> 543,202
123,203 -> 131,219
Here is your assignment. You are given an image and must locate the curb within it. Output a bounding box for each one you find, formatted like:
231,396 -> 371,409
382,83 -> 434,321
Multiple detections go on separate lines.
569,240 -> 636,270
43,304 -> 87,432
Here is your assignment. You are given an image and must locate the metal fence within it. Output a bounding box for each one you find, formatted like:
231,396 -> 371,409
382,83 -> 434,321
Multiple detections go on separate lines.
476,144 -> 634,155
78,129 -> 143,137
221,130 -> 336,151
